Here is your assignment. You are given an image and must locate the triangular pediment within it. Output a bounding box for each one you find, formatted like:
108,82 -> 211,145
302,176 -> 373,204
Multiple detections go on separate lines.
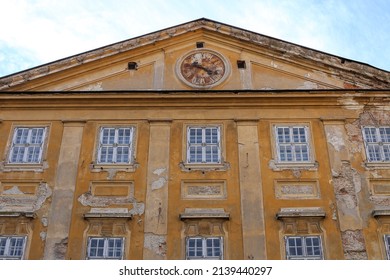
1,18 -> 389,91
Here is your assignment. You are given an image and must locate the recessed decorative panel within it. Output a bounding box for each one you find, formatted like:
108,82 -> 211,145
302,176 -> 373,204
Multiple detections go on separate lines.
91,181 -> 134,197
1,181 -> 38,195
181,180 -> 227,200
274,180 -> 320,199
370,180 -> 390,196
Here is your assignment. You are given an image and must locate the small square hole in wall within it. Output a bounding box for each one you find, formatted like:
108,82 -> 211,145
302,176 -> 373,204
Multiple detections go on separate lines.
237,60 -> 246,69
128,62 -> 138,70
196,42 -> 204,48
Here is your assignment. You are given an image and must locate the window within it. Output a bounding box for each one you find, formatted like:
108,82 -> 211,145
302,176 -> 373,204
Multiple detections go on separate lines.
385,235 -> 390,260
0,236 -> 26,260
285,236 -> 323,260
275,126 -> 310,162
8,127 -> 46,164
97,127 -> 134,164
187,126 -> 221,164
362,127 -> 390,162
186,237 -> 223,259
87,237 -> 124,259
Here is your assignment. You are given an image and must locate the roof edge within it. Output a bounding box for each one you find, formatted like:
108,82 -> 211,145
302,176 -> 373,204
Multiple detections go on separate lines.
0,18 -> 389,90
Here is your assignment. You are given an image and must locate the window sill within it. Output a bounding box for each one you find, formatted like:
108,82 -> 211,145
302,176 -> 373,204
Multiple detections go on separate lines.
0,162 -> 47,172
364,162 -> 390,170
276,207 -> 326,219
179,161 -> 230,172
268,159 -> 318,171
372,209 -> 390,217
90,162 -> 139,173
84,208 -> 133,219
179,208 -> 230,220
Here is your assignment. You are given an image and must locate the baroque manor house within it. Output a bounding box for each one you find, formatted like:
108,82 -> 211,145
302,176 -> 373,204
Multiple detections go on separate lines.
1,19 -> 390,260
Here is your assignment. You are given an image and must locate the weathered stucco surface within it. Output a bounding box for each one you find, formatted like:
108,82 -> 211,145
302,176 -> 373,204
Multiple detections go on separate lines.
43,122 -> 84,260
324,106 -> 390,259
143,121 -> 170,259
237,121 -> 267,259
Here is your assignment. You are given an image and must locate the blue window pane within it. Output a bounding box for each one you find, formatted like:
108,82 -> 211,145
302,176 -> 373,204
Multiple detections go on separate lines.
118,128 -> 132,144
196,129 -> 202,144
102,128 -> 115,144
364,128 -> 377,143
384,145 -> 390,161
27,146 -> 41,162
9,238 -> 24,257
100,147 -> 114,163
15,129 -> 29,144
116,147 -> 129,163
0,238 -> 7,256
11,147 -> 25,162
368,145 -> 381,161
30,128 -> 44,144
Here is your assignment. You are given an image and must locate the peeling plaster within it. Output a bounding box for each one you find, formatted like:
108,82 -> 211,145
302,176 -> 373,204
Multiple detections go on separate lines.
153,168 -> 166,176
54,237 -> 68,260
338,96 -> 364,110
84,82 -> 103,91
341,230 -> 367,260
78,190 -> 135,206
129,202 -> 145,216
151,177 -> 167,190
297,81 -> 318,89
150,167 -> 168,190
0,183 -> 52,212
41,217 -> 48,227
40,231 -> 47,241
326,126 -> 345,152
78,187 -> 145,215
143,233 -> 167,257
3,186 -> 25,195
270,61 -> 279,68
332,162 -> 363,230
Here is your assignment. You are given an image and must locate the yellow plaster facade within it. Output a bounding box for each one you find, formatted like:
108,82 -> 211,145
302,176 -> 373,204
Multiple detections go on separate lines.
0,18 -> 390,260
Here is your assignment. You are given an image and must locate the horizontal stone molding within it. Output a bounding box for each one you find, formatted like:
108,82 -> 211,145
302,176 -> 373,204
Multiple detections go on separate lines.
179,208 -> 230,220
276,207 -> 326,219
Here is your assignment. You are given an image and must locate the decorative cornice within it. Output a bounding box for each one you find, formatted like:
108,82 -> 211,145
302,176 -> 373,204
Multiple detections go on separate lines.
276,207 -> 326,219
372,209 -> 390,218
0,211 -> 36,218
179,208 -> 230,220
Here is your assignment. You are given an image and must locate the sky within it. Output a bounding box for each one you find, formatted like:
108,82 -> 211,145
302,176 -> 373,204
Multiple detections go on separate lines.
1,0 -> 390,77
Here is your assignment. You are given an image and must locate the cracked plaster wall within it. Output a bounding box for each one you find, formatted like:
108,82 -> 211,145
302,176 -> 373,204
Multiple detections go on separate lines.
325,108 -> 390,259
143,122 -> 170,259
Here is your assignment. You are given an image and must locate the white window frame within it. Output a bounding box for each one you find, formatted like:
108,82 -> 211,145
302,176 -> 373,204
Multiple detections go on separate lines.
385,234 -> 390,260
285,236 -> 323,260
86,237 -> 124,260
0,236 -> 27,260
8,127 -> 47,164
274,125 -> 311,163
186,126 -> 221,164
362,126 -> 390,162
97,127 -> 135,164
186,236 -> 223,260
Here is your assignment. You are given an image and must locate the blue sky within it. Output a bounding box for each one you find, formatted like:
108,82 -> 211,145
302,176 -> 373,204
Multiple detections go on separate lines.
1,0 -> 390,77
